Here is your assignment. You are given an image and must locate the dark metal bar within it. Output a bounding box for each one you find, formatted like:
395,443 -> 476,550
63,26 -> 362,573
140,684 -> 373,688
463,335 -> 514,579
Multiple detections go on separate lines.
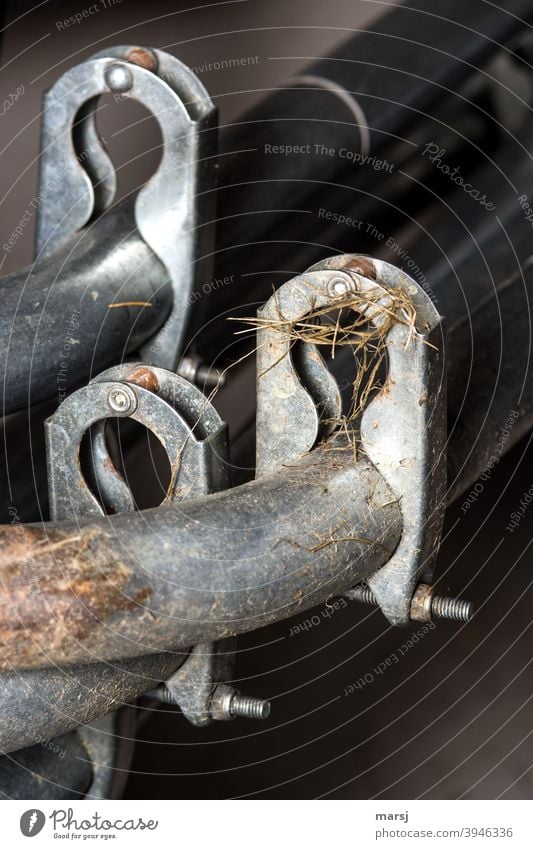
0,441 -> 402,670
0,653 -> 186,754
0,199 -> 172,414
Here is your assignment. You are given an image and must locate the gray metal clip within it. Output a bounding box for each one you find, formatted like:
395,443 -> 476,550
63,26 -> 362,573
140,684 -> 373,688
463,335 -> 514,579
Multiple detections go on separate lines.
46,362 -> 228,521
36,45 -> 217,370
255,253 -> 447,626
45,365 -> 269,727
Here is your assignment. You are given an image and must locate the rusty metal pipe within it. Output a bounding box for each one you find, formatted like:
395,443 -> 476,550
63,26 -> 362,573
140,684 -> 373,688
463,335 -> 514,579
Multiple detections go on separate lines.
0,439 -> 401,671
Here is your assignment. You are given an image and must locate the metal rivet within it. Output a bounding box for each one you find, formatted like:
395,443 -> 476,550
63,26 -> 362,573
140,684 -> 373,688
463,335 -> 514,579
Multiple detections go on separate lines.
105,64 -> 133,93
107,384 -> 137,415
343,257 -> 377,280
126,47 -> 158,73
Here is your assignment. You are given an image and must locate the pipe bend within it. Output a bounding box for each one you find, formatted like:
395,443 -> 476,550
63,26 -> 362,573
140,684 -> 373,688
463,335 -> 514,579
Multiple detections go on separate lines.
0,437 -> 402,670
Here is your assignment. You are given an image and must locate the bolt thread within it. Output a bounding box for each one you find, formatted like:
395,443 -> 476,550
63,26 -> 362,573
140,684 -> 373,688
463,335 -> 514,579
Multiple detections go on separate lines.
144,686 -> 176,705
345,585 -> 377,606
431,595 -> 473,622
230,694 -> 271,720
178,356 -> 225,390
197,365 -> 225,389
347,585 -> 473,623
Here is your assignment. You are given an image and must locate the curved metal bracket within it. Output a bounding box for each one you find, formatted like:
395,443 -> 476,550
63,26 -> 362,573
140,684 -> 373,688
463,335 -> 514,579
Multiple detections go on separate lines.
36,45 -> 218,370
256,254 -> 446,625
45,363 -> 228,522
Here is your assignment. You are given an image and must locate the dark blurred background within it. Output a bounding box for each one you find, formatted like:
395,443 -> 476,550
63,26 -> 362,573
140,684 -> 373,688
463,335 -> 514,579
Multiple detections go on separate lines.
1,0 -> 533,800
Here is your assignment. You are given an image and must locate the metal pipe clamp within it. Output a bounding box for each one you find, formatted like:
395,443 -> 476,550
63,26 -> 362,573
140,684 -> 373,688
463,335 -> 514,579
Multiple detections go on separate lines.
256,253 -> 447,625
36,45 -> 217,370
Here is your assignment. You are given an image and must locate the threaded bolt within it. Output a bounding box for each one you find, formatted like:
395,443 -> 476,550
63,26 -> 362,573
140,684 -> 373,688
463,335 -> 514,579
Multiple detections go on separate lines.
145,686 -> 176,705
431,594 -> 473,622
209,683 -> 270,722
345,582 -> 473,624
345,585 -> 377,606
178,355 -> 226,390
230,693 -> 271,720
197,364 -> 225,390
145,683 -> 271,722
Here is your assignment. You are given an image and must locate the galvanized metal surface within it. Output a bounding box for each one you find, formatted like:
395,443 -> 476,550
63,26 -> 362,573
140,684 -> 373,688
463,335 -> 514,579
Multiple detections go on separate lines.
164,639 -> 237,727
46,364 -> 229,521
36,45 -> 217,371
34,362 -> 231,748
256,255 -> 446,625
0,256 -> 443,673
2,361 -> 230,784
316,256 -> 446,625
0,4 -> 528,796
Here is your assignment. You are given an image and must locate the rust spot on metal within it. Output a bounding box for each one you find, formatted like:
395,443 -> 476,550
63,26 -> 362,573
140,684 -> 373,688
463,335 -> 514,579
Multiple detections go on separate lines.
133,587 -> 152,605
0,525 -> 152,669
343,257 -> 377,280
126,366 -> 160,394
103,455 -> 117,473
126,47 -> 158,73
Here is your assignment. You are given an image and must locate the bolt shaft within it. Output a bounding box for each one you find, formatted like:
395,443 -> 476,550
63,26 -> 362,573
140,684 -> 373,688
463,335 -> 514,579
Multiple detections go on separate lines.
178,355 -> 225,390
144,685 -> 271,721
145,686 -> 176,705
431,594 -> 473,622
345,583 -> 473,623
345,585 -> 377,606
196,364 -> 225,390
230,693 -> 271,720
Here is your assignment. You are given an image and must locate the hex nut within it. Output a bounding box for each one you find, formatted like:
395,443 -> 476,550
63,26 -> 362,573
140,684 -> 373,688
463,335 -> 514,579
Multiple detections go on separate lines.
409,582 -> 434,622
